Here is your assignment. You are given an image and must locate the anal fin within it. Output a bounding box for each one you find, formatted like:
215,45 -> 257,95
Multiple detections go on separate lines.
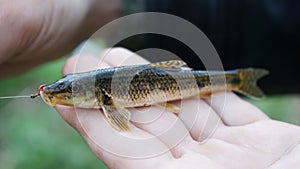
199,91 -> 212,98
159,103 -> 181,115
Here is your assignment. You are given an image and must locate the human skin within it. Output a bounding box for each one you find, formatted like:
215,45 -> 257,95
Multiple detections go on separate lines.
55,48 -> 300,169
0,0 -> 120,79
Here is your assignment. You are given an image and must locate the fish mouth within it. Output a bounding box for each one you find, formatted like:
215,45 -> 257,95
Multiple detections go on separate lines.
40,90 -> 55,106
40,90 -> 74,107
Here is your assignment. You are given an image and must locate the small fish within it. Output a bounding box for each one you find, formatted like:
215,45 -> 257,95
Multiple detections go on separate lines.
36,60 -> 269,131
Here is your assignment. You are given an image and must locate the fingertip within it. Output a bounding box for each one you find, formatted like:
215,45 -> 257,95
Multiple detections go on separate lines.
62,56 -> 78,75
100,47 -> 149,67
204,92 -> 269,126
62,54 -> 111,75
62,47 -> 148,76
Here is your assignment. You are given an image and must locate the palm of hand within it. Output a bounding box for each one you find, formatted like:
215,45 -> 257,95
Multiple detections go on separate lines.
173,120 -> 299,169
55,48 -> 300,169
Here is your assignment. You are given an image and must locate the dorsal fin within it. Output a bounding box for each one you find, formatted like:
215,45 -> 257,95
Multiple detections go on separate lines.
149,60 -> 188,69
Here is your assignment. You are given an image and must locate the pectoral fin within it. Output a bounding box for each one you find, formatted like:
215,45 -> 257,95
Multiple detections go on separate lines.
101,104 -> 131,131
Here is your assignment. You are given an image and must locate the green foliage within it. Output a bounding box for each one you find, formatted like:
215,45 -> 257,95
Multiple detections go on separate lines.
249,95 -> 300,126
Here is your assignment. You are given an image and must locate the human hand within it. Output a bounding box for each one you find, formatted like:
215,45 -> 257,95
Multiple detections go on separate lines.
56,48 -> 300,169
0,0 -> 120,79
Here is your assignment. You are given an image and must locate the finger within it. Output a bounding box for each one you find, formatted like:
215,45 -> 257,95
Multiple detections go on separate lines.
55,106 -> 173,168
100,47 -> 149,66
175,98 -> 225,142
204,92 -> 269,126
62,54 -> 111,74
129,105 -> 194,158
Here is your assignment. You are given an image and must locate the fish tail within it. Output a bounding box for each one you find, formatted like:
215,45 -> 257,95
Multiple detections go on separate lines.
232,68 -> 269,99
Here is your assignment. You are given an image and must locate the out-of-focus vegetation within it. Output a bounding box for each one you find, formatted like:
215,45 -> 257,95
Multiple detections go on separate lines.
0,58 -> 107,169
0,57 -> 299,169
248,96 -> 300,125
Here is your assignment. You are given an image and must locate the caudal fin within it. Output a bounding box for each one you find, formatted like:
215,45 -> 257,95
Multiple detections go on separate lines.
234,68 -> 269,99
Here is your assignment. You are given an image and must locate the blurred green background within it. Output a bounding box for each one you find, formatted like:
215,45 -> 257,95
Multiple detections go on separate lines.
0,57 -> 299,169
0,58 -> 107,169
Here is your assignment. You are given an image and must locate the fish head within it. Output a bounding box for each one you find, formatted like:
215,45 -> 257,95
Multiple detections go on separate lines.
39,74 -> 100,108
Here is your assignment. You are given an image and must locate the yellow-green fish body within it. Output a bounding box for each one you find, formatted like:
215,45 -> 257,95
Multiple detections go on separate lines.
40,60 -> 268,131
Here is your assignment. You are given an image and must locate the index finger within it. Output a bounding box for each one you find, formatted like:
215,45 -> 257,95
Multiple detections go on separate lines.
100,47 -> 149,66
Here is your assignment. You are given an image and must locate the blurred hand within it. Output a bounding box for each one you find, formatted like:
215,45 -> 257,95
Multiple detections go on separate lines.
0,0 -> 120,79
54,48 -> 300,169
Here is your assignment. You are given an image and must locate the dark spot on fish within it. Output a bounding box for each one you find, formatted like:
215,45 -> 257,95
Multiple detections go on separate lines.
197,81 -> 204,87
150,83 -> 157,91
231,77 -> 241,85
103,94 -> 113,106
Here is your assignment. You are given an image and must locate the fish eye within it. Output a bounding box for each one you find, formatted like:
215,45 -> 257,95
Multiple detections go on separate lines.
70,82 -> 80,93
